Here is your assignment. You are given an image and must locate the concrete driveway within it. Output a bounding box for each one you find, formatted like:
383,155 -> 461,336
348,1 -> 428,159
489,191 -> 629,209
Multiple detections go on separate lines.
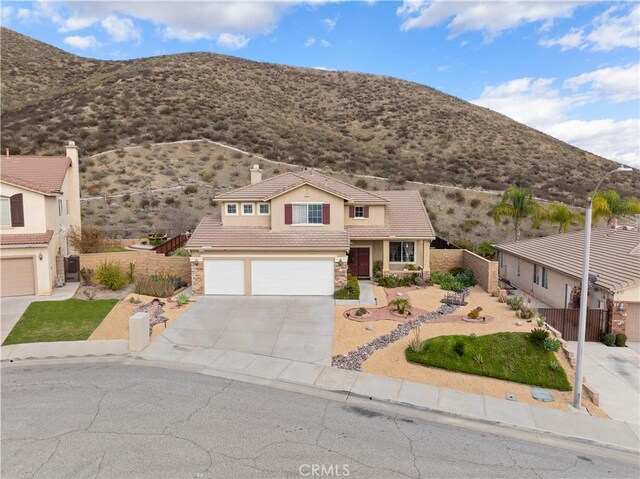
155,296 -> 334,365
0,283 -> 79,343
566,341 -> 639,425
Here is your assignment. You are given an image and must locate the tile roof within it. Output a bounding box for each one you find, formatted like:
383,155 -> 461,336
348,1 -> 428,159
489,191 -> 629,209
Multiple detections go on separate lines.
187,216 -> 350,250
0,155 -> 71,195
0,230 -> 54,246
346,190 -> 435,239
215,170 -> 388,203
495,227 -> 640,292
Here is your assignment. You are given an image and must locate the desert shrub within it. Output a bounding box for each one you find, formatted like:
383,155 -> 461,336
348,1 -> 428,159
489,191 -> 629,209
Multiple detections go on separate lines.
473,354 -> 484,364
377,276 -> 399,288
448,267 -> 466,276
171,247 -> 190,257
453,340 -> 465,356
184,185 -> 198,194
408,327 -> 427,354
477,241 -> 496,258
95,262 -> 127,290
615,333 -> 627,347
334,275 -> 360,300
134,275 -> 175,297
453,239 -> 475,251
127,262 -> 136,283
527,328 -> 549,346
414,276 -> 425,286
80,268 -> 94,285
470,198 -> 481,208
391,298 -> 411,314
355,307 -> 368,316
373,260 -> 383,277
431,268 -> 474,292
544,337 -> 561,352
467,306 -> 482,319
129,296 -> 141,304
601,333 -> 616,347
506,296 -> 525,311
398,276 -> 415,287
175,293 -> 190,306
149,274 -> 187,290
549,360 -> 560,371
517,306 -> 538,319
469,333 -> 477,340
537,316 -> 546,327
68,225 -> 105,253
355,178 -> 368,189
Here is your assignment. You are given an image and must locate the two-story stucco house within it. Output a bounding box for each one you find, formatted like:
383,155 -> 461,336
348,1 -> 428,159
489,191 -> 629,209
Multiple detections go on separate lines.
0,141 -> 81,296
186,166 -> 435,296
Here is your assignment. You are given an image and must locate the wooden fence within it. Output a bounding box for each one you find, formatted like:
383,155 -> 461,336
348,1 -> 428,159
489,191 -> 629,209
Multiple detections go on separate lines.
538,308 -> 609,341
154,233 -> 188,256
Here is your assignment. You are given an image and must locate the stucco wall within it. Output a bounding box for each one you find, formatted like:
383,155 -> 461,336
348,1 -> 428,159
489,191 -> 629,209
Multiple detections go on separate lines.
0,183 -> 47,233
0,245 -> 53,295
271,185 -> 345,231
220,202 -> 271,227
80,251 -> 191,282
343,204 -> 385,226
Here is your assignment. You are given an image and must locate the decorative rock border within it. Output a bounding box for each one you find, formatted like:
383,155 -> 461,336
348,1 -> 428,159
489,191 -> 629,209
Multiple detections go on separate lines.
332,301 -> 462,371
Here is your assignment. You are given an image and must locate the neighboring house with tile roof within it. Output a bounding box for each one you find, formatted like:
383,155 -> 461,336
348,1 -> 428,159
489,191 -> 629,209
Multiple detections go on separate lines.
495,225 -> 640,341
187,165 -> 435,296
0,142 -> 82,296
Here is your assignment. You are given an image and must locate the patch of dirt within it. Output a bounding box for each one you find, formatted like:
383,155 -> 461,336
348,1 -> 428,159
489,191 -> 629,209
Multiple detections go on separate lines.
74,284 -> 134,301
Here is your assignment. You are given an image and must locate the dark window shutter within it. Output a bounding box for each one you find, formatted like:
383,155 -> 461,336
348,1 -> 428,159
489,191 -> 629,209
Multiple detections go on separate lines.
10,194 -> 24,227
349,206 -> 355,218
323,204 -> 330,224
364,206 -> 369,218
284,204 -> 292,225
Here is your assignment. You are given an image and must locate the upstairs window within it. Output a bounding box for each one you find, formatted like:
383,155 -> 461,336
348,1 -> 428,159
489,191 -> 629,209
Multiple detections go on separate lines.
0,198 -> 10,226
390,241 -> 415,262
242,203 -> 254,215
293,204 -> 323,224
354,206 -> 365,218
258,203 -> 270,215
226,203 -> 238,215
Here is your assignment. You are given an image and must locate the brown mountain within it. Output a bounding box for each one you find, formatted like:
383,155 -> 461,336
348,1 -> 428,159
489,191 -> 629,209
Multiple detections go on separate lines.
1,27 -> 637,203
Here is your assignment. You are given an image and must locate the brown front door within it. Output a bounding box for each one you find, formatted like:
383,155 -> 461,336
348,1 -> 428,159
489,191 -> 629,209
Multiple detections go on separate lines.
348,248 -> 370,278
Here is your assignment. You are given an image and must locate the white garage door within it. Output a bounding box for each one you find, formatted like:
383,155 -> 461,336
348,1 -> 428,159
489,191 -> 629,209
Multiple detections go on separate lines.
252,260 -> 334,296
1,257 -> 36,297
204,260 -> 245,295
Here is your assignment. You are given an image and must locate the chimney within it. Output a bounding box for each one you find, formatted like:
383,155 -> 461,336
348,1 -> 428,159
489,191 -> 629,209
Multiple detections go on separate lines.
250,164 -> 262,185
65,141 -> 82,242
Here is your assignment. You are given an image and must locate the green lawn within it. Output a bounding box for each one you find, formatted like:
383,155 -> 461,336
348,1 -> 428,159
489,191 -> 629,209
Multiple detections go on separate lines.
3,299 -> 118,345
406,332 -> 571,391
100,247 -> 130,253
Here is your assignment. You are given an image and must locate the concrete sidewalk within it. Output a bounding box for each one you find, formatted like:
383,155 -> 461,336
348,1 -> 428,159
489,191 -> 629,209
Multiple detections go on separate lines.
1,339 -> 128,361
135,340 -> 640,453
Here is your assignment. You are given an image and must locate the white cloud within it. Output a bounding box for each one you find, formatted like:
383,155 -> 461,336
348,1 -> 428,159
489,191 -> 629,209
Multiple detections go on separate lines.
437,65 -> 451,72
216,33 -> 250,50
320,39 -> 331,47
472,75 -> 639,166
563,64 -> 640,103
396,1 -> 580,40
321,18 -> 336,31
540,5 -> 639,52
1,6 -> 13,25
304,37 -> 316,47
101,15 -> 141,44
63,35 -> 103,50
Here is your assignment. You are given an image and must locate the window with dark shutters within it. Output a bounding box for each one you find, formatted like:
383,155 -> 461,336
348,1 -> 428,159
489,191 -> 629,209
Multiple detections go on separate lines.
10,194 -> 24,227
349,206 -> 355,218
323,204 -> 330,224
284,204 -> 292,225
364,206 -> 369,218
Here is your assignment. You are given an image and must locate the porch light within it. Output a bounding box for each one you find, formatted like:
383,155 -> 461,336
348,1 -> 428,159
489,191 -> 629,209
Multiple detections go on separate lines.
38,253 -> 43,261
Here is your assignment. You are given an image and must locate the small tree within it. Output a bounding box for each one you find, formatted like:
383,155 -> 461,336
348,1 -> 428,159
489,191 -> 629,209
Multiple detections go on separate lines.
159,205 -> 196,236
68,225 -> 105,253
592,190 -> 640,226
491,187 -> 541,241
535,203 -> 584,233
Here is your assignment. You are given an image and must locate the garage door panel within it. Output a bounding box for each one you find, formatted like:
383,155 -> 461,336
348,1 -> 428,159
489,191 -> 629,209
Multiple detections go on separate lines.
204,260 -> 245,295
1,257 -> 35,297
252,260 -> 333,296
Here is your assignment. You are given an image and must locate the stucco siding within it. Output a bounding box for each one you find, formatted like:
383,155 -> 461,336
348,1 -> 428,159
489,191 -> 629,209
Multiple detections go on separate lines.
344,204 -> 385,226
0,184 -> 47,234
270,185 -> 345,231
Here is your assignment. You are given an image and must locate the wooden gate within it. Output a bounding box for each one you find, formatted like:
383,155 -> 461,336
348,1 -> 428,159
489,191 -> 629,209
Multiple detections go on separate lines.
538,308 -> 608,341
64,255 -> 80,282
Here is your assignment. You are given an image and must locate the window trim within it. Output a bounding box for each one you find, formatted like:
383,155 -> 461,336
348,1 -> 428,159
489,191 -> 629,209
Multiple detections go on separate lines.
241,203 -> 255,216
225,203 -> 239,216
354,206 -> 365,218
541,267 -> 548,289
258,202 -> 270,215
291,203 -> 324,225
389,241 -> 416,264
0,197 -> 11,227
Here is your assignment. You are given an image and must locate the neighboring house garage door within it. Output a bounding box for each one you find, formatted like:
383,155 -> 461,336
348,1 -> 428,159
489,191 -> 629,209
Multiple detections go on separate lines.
204,260 -> 245,295
626,303 -> 640,342
252,260 -> 334,296
1,257 -> 35,297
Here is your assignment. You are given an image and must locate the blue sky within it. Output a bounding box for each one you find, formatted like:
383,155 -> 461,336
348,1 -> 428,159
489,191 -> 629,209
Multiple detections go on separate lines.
2,1 -> 639,167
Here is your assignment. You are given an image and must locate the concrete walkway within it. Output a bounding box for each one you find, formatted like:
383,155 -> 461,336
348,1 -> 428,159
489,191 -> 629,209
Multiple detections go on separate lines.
334,280 -> 377,307
134,341 -> 640,453
0,283 -> 80,343
566,341 -> 639,425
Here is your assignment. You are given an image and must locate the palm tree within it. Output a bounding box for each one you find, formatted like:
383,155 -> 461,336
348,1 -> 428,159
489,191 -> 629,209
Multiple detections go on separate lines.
592,190 -> 640,226
535,203 -> 585,233
492,187 -> 540,241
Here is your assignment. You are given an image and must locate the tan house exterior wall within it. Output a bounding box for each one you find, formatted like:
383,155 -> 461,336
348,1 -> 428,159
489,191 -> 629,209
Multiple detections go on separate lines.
80,251 -> 191,282
343,204 -> 385,226
220,202 -> 271,227
0,183 -> 48,233
270,185 -> 345,231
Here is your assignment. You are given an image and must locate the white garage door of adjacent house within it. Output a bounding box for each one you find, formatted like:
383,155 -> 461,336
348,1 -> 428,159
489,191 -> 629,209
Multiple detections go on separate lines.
204,260 -> 245,295
252,260 -> 334,296
1,257 -> 36,297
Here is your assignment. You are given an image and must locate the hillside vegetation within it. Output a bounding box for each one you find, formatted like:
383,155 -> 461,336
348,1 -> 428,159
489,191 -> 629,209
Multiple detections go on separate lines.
1,27 -> 637,205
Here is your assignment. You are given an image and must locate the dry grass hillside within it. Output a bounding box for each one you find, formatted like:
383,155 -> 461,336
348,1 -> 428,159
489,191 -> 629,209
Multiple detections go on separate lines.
2,28 -> 637,204
80,140 -> 562,245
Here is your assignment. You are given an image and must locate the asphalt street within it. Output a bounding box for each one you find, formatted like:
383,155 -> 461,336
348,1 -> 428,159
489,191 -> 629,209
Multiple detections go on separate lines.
1,362 -> 638,479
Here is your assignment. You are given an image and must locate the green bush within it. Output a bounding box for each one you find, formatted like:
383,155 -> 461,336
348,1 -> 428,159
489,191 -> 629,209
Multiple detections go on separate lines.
544,337 -> 561,352
171,247 -> 190,257
414,276 -> 425,286
528,328 -> 549,347
391,298 -> 411,314
95,262 -> 127,290
477,241 -> 496,258
149,274 -> 187,290
373,260 -> 383,277
134,275 -> 175,297
467,307 -> 482,319
355,307 -> 368,316
549,360 -> 560,371
506,296 -> 525,311
408,327 -> 426,354
448,267 -> 466,276
615,333 -> 627,347
601,333 -> 616,347
517,306 -> 538,319
453,340 -> 465,357
334,275 -> 360,300
175,293 -> 190,306
377,276 -> 398,288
